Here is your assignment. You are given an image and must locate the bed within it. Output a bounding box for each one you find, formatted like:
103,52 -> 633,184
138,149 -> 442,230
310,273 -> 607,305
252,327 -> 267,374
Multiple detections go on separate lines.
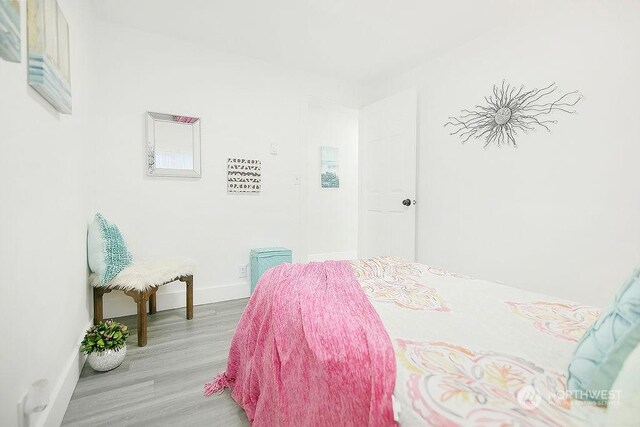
351,257 -> 606,426
207,257 -> 608,426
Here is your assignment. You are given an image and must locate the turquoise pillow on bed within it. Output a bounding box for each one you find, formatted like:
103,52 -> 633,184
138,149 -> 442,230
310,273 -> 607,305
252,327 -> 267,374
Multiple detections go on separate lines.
87,213 -> 133,284
606,342 -> 640,425
567,268 -> 640,401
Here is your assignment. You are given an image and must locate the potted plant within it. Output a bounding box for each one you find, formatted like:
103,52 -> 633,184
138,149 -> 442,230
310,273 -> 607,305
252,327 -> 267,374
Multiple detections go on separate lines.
81,320 -> 129,371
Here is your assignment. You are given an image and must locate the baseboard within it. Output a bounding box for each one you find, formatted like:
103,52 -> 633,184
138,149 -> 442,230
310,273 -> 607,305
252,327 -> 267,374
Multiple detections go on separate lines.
307,250 -> 358,262
102,282 -> 251,318
36,319 -> 92,427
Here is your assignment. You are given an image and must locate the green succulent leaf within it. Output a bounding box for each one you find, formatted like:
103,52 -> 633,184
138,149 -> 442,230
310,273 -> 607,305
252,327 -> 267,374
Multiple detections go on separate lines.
81,320 -> 130,354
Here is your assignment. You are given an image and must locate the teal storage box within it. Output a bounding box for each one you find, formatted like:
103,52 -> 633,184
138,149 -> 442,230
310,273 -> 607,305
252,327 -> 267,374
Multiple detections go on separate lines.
250,247 -> 292,293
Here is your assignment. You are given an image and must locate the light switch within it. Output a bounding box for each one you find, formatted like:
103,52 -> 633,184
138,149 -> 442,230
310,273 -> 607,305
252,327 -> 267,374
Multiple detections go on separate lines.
270,143 -> 278,155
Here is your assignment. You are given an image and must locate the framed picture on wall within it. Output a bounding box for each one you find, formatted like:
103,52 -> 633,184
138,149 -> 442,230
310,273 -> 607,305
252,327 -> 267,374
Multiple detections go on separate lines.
27,0 -> 72,114
321,146 -> 339,188
227,158 -> 262,193
0,0 -> 21,62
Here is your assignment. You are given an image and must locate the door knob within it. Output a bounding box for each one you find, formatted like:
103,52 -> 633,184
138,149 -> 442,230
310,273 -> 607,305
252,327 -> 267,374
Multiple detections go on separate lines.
402,198 -> 412,206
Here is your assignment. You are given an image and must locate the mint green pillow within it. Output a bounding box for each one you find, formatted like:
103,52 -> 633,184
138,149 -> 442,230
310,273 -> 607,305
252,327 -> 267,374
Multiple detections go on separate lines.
87,213 -> 133,284
567,268 -> 640,401
606,343 -> 640,425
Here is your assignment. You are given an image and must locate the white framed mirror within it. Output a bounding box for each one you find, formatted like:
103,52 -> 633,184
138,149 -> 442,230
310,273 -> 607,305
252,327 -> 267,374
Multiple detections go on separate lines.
146,112 -> 201,178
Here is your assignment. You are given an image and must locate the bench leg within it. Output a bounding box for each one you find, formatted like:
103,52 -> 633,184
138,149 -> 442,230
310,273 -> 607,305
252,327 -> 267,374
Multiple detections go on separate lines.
180,275 -> 194,320
125,290 -> 150,347
149,291 -> 157,315
93,287 -> 112,325
136,295 -> 147,347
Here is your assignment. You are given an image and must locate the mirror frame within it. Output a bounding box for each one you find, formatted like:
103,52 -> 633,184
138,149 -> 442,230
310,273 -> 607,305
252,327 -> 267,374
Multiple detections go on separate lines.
145,111 -> 202,178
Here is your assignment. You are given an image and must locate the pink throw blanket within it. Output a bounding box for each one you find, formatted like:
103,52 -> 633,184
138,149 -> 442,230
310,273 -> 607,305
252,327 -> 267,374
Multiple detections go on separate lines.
204,261 -> 396,426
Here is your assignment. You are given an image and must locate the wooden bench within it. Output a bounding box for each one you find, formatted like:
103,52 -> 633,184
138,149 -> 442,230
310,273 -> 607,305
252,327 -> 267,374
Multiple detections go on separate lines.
90,260 -> 194,347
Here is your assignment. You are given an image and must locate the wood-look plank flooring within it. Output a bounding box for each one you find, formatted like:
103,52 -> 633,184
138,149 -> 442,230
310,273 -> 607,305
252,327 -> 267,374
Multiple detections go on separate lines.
62,299 -> 250,426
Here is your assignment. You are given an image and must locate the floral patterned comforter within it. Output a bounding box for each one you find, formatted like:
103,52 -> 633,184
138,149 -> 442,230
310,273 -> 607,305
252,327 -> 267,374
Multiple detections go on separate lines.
350,257 -> 606,427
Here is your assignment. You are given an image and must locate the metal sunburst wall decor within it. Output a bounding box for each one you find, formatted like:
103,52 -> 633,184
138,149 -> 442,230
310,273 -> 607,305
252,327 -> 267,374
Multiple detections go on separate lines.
444,81 -> 582,148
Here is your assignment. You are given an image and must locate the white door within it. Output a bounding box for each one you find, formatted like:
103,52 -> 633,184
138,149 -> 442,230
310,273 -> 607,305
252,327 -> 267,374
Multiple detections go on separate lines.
359,90 -> 417,260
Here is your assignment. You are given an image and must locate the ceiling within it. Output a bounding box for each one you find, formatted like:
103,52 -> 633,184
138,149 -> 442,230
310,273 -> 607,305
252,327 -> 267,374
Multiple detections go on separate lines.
89,0 -> 551,85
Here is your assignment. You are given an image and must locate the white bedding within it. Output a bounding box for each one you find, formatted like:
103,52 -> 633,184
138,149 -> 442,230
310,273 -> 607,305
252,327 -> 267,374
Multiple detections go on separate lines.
350,257 -> 608,427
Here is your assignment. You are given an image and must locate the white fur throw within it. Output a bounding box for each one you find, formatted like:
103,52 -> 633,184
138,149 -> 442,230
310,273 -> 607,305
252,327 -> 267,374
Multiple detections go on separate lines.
89,259 -> 194,291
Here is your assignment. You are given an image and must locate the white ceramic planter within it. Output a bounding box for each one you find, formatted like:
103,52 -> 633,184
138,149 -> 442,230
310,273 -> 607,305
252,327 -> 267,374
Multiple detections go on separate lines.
87,346 -> 127,372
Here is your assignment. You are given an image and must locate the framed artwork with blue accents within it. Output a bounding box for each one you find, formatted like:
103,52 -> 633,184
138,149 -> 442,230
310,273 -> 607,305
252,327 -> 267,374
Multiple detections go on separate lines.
0,0 -> 21,62
27,0 -> 72,114
321,146 -> 339,188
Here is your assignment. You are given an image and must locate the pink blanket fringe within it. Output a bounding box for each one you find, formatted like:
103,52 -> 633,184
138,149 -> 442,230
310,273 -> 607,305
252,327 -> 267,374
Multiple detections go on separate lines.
203,372 -> 233,396
204,260 -> 396,426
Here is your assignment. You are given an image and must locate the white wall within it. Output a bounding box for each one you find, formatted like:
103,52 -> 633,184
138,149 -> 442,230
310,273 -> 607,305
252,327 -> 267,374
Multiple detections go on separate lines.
365,2 -> 640,306
0,1 -> 94,425
0,6 -> 362,423
88,22 -> 362,317
303,101 -> 359,261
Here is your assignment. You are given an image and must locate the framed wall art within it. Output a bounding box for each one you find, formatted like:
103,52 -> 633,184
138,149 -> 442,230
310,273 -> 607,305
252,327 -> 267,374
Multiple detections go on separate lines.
227,158 -> 261,193
27,0 -> 72,114
321,146 -> 339,188
0,0 -> 21,62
